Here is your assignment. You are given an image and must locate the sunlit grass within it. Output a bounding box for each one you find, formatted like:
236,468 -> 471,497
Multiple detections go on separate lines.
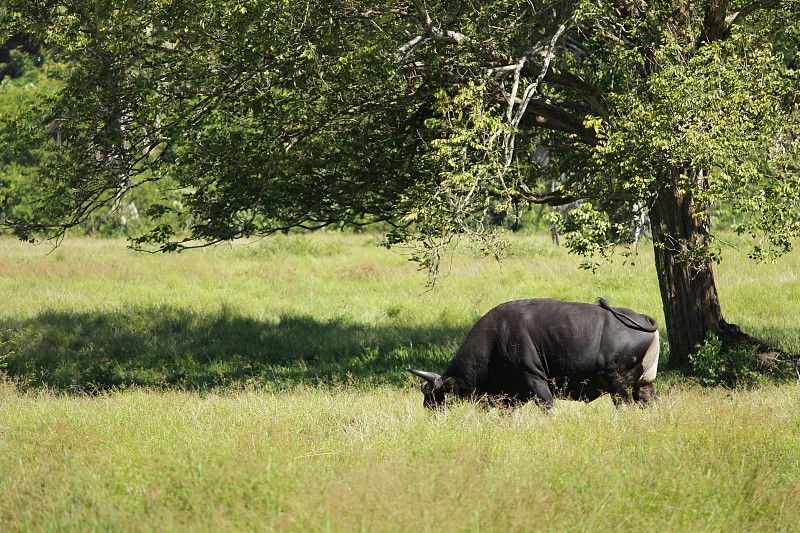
2,232 -> 798,392
0,381 -> 799,531
1,232 -> 799,529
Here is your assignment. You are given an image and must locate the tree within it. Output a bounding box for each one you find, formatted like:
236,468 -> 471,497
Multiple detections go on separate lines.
1,34 -> 63,229
1,1 -> 798,366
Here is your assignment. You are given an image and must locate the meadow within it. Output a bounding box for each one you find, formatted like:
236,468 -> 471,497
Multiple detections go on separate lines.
1,232 -> 799,531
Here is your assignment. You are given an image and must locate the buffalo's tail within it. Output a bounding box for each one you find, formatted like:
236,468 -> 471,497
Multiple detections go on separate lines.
597,298 -> 659,333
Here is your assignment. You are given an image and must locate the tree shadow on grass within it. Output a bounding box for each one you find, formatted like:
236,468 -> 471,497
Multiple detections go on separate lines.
0,307 -> 466,392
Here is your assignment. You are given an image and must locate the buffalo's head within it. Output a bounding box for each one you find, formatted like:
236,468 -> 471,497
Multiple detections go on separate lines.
407,368 -> 456,409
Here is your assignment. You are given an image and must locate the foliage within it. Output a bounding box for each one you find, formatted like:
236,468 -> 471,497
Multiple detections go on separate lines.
0,51 -> 63,228
2,1 -> 800,367
563,5 -> 800,266
689,332 -> 772,388
1,2 -> 796,258
0,50 -> 161,237
2,0 -> 431,248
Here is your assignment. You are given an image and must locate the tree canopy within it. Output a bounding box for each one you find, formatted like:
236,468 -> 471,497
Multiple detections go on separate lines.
2,0 -> 799,365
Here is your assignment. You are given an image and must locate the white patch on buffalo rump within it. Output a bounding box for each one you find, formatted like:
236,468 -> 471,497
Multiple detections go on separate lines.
641,330 -> 660,383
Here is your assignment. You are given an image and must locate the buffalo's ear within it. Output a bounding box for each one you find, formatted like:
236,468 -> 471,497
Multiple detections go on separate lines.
442,376 -> 456,393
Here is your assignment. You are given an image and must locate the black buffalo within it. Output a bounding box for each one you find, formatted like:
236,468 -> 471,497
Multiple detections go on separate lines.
408,298 -> 660,410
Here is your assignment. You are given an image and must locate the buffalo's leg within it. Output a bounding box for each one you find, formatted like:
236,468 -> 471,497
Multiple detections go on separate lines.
611,381 -> 659,408
632,381 -> 660,406
607,376 -> 634,408
523,373 -> 554,411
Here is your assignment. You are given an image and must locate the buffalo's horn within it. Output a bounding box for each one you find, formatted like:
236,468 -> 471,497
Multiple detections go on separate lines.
406,368 -> 441,384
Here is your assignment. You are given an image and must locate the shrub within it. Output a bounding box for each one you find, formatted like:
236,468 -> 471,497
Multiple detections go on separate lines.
689,332 -> 767,388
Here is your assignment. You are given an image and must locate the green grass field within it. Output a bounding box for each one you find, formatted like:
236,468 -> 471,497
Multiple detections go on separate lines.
1,233 -> 799,531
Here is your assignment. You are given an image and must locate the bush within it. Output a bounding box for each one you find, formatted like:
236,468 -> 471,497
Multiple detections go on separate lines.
689,332 -> 767,388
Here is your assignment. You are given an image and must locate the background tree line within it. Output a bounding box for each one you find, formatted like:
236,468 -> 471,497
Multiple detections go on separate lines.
1,0 -> 799,367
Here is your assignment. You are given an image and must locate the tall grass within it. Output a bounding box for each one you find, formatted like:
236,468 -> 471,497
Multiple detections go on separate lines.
1,382 -> 799,531
1,233 -> 800,530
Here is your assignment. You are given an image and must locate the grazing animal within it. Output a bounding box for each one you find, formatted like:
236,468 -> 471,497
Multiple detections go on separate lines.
408,298 -> 659,410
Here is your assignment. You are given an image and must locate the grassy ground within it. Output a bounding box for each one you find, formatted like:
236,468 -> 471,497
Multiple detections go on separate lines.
1,232 -> 799,531
1,383 -> 799,531
2,232 -> 797,391
0,233 -> 664,391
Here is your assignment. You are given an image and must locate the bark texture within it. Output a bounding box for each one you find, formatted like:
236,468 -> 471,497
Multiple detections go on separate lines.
649,169 -> 725,366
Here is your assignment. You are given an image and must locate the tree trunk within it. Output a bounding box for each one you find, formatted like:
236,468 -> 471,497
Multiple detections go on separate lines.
649,169 -> 725,367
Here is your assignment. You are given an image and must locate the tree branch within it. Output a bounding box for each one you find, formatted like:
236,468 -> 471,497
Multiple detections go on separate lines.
410,0 -> 466,44
520,64 -> 609,120
488,55 -> 608,120
518,97 -> 599,145
397,35 -> 430,58
726,0 -> 782,26
528,190 -> 583,206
